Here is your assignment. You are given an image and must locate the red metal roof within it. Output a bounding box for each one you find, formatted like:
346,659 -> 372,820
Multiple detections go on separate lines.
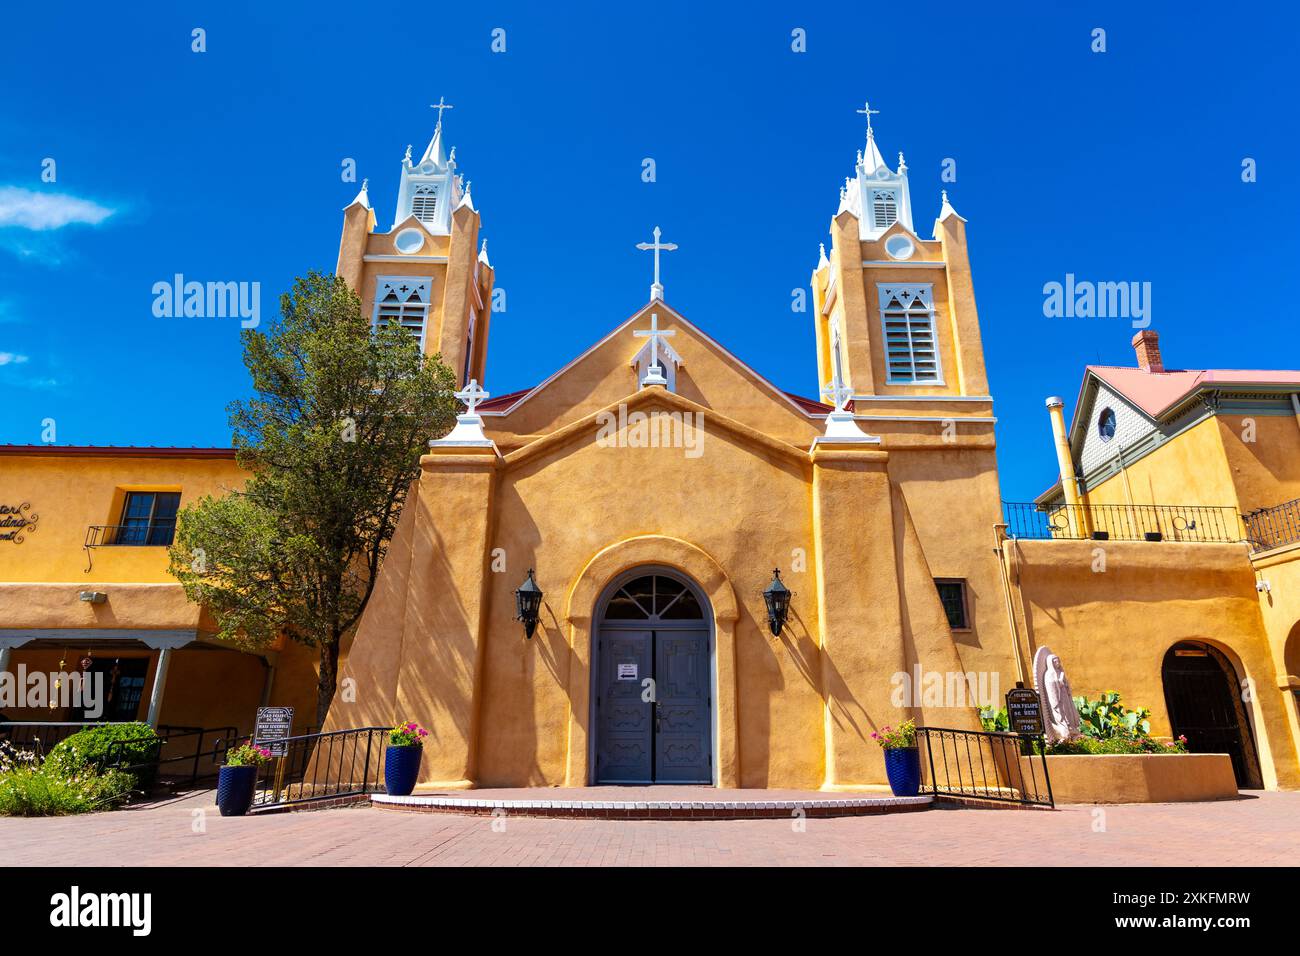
0,445 -> 237,459
1086,365 -> 1300,419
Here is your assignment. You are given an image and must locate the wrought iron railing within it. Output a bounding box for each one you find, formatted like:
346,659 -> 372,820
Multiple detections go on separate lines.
84,523 -> 177,547
250,726 -> 390,810
916,726 -> 1054,808
1243,497 -> 1300,552
1002,501 -> 1242,543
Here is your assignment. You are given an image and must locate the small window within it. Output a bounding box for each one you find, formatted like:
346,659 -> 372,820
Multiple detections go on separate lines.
411,185 -> 438,224
373,277 -> 432,350
935,579 -> 970,630
117,491 -> 181,546
871,189 -> 898,230
880,284 -> 941,384
1097,407 -> 1117,443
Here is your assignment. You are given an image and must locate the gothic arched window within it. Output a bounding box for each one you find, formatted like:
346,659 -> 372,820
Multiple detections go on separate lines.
411,185 -> 439,224
871,189 -> 898,230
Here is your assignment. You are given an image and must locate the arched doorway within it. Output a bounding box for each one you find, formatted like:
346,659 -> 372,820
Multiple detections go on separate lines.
1162,641 -> 1263,788
592,569 -> 713,785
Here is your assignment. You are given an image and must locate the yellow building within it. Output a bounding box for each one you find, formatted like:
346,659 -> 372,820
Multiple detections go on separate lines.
0,446 -> 318,739
5,108 -> 1300,795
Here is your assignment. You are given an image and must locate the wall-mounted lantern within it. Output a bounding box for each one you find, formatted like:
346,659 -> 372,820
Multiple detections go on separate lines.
763,568 -> 792,636
514,568 -> 544,639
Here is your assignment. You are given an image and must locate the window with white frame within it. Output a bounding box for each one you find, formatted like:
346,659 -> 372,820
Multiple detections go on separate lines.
373,277 -> 432,351
411,185 -> 438,224
870,188 -> 899,231
879,284 -> 941,383
462,307 -> 478,383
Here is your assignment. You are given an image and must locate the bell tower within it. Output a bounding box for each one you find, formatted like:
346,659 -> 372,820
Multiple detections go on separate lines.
336,100 -> 494,388
811,103 -> 989,402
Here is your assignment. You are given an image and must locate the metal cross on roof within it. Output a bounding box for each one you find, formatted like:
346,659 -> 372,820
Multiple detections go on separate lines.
856,100 -> 880,137
454,378 -> 489,415
430,96 -> 455,127
635,226 -> 678,302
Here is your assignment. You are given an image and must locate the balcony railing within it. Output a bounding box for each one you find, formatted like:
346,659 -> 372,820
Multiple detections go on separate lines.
85,523 -> 176,547
1243,497 -> 1300,552
1002,502 -> 1243,543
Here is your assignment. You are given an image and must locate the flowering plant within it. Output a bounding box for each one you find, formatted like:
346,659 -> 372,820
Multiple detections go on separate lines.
870,719 -> 917,749
389,721 -> 428,747
224,742 -> 274,767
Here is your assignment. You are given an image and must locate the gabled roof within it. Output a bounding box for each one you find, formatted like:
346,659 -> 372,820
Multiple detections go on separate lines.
1086,365 -> 1300,421
477,299 -> 833,421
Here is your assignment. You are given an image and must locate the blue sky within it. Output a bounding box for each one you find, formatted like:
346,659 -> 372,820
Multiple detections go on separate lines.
1,1 -> 1295,500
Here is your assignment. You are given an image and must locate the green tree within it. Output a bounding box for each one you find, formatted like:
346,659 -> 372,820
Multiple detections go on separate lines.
169,272 -> 458,725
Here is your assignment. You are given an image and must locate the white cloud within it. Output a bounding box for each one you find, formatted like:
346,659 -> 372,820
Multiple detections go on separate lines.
0,186 -> 115,230
0,351 -> 30,365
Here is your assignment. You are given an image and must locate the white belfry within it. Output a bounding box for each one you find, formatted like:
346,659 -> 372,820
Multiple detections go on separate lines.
816,321 -> 879,445
633,313 -> 675,386
430,378 -> 495,447
636,226 -> 678,302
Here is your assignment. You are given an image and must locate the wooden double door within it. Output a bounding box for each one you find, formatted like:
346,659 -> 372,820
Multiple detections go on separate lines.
593,574 -> 712,784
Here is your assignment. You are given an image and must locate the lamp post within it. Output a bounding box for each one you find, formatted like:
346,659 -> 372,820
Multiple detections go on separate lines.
763,568 -> 792,636
514,568 -> 544,639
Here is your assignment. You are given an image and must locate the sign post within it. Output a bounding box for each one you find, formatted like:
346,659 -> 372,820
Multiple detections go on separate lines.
254,706 -> 294,803
1005,682 -> 1044,756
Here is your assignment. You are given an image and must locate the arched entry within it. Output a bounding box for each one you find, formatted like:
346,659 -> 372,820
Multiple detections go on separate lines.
1162,641 -> 1263,788
592,569 -> 713,785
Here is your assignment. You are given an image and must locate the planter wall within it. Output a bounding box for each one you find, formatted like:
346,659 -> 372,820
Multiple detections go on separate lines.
1029,753 -> 1238,803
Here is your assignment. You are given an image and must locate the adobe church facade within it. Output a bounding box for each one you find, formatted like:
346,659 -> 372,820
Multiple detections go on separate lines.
324,110 -> 1013,789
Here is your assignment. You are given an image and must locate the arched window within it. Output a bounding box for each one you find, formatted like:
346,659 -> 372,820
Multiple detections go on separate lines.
871,189 -> 898,230
411,185 -> 438,224
602,574 -> 704,622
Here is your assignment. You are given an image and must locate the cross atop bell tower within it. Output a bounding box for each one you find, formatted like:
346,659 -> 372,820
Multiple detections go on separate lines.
393,98 -> 465,234
838,100 -> 913,240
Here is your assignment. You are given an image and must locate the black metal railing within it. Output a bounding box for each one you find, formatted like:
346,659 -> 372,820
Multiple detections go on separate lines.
916,726 -> 1054,808
1002,501 -> 1242,543
84,523 -> 177,548
1244,497 -> 1300,552
250,726 -> 389,810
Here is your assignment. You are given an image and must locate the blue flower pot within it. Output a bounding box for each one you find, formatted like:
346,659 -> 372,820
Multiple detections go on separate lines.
884,747 -> 921,797
216,765 -> 258,816
385,744 -> 422,796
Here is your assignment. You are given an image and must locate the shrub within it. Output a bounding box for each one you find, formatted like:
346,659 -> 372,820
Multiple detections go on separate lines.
979,706 -> 1009,733
1075,691 -> 1151,740
45,722 -> 160,777
0,742 -> 136,816
1046,735 -> 1188,756
871,719 -> 917,749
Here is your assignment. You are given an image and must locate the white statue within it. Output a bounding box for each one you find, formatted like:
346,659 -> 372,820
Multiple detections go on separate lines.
1033,646 -> 1082,744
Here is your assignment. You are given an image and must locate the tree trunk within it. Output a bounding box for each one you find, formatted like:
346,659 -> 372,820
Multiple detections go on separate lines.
316,636 -> 340,728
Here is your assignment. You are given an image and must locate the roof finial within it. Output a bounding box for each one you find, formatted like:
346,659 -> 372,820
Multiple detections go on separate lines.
478,238 -> 491,267
855,100 -> 880,138
817,242 -> 829,269
403,144 -> 412,164
430,96 -> 454,130
897,150 -> 907,172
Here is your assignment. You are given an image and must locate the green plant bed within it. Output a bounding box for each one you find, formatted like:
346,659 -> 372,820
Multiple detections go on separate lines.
0,742 -> 135,816
45,722 -> 160,786
1046,736 -> 1188,756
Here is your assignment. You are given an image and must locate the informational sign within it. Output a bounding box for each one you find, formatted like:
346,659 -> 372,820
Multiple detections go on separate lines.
617,663 -> 638,681
1005,686 -> 1044,736
254,706 -> 294,757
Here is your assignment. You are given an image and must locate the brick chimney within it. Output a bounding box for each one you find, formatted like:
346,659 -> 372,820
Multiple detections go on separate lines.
1131,329 -> 1163,373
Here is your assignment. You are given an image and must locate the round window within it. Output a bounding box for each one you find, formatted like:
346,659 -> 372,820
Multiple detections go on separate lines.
884,234 -> 914,260
394,228 -> 425,254
1097,407 -> 1117,443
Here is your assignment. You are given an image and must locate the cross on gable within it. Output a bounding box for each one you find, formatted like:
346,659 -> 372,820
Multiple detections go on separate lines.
455,378 -> 489,415
633,313 -> 676,385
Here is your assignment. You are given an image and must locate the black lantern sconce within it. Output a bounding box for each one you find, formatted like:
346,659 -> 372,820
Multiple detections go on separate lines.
514,568 -> 544,640
763,568 -> 792,636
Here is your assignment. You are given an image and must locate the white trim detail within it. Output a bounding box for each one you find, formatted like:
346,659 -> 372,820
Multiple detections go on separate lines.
363,254 -> 449,264
862,260 -> 946,268
879,284 -> 943,385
